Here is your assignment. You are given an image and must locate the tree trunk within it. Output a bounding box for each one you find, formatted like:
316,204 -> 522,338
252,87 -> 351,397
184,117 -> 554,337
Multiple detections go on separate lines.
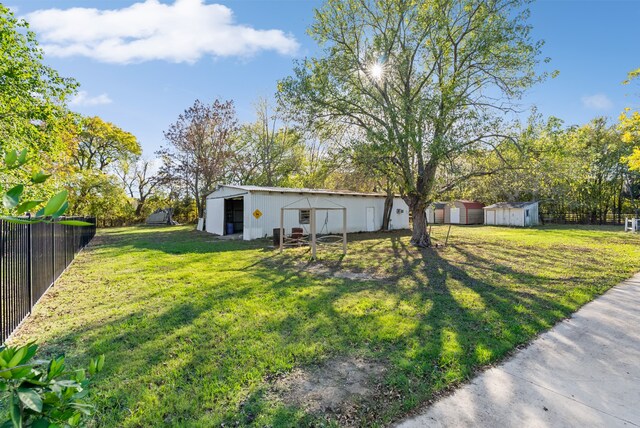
381,188 -> 393,231
406,195 -> 431,247
135,200 -> 145,217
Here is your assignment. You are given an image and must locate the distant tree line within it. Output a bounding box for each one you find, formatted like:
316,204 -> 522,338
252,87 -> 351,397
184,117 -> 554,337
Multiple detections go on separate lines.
440,115 -> 638,224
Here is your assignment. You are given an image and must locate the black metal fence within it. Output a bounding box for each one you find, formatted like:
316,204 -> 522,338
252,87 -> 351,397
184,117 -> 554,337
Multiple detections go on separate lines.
541,212 -> 633,225
1,217 -> 96,342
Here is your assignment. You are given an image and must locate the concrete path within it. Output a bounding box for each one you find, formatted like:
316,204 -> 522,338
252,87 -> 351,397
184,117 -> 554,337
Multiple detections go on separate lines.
396,274 -> 640,428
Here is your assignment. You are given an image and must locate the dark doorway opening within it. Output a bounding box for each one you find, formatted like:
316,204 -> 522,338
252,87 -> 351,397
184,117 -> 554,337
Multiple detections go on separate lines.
224,197 -> 244,234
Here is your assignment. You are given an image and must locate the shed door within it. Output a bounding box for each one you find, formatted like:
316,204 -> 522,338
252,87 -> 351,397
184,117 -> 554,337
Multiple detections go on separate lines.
450,207 -> 460,224
510,209 -> 520,226
426,208 -> 435,224
486,210 -> 495,225
206,198 -> 225,235
501,209 -> 509,225
366,207 -> 376,232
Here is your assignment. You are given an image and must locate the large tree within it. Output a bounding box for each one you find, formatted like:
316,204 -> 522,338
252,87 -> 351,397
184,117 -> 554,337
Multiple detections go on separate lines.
159,99 -> 238,218
279,0 -> 546,246
115,157 -> 165,218
0,5 -> 76,151
620,68 -> 640,170
72,116 -> 141,172
230,98 -> 305,187
66,170 -> 133,226
0,5 -> 77,205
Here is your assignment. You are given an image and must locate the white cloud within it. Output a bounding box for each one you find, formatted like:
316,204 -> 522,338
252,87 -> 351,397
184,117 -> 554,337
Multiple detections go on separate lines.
70,91 -> 113,106
581,93 -> 613,110
26,0 -> 300,64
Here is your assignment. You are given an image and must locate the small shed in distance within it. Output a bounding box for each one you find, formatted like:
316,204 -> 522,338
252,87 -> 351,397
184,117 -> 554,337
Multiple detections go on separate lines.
426,203 -> 446,224
146,208 -> 175,225
484,201 -> 539,227
445,201 -> 485,224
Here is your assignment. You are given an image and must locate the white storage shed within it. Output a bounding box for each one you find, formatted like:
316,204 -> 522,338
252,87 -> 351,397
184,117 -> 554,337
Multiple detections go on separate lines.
205,185 -> 410,240
444,201 -> 485,224
426,203 -> 446,224
483,201 -> 539,227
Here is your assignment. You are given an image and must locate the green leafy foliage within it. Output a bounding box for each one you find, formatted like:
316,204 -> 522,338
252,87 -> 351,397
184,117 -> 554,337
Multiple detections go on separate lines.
0,343 -> 104,427
445,115 -> 634,222
620,68 -> 640,171
3,186 -> 24,210
0,5 -> 77,208
0,149 -> 91,226
229,98 -> 306,187
30,173 -> 50,185
66,171 -> 133,226
71,116 -> 141,173
0,146 -> 97,423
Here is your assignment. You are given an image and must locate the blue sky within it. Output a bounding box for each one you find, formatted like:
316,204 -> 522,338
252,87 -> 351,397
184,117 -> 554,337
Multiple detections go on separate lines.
14,0 -> 640,156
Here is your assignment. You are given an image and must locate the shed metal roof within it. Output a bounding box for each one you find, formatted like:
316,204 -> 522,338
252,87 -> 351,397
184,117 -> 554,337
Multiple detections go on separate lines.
211,184 -> 388,198
457,200 -> 484,209
483,201 -> 538,209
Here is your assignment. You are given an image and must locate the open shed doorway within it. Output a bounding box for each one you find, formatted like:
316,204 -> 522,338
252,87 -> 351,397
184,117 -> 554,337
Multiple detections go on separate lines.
224,197 -> 244,235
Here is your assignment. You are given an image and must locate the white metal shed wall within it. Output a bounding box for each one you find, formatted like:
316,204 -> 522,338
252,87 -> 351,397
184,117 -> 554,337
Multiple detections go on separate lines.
486,208 -> 524,226
426,208 -> 435,224
205,187 -> 410,240
205,187 -> 251,235
483,203 -> 539,227
244,192 -> 409,240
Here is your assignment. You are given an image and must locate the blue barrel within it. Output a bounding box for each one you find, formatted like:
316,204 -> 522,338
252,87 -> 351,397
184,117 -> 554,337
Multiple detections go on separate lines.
226,223 -> 234,235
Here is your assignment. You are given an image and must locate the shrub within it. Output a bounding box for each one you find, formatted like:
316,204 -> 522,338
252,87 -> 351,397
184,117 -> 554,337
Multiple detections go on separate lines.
0,343 -> 104,427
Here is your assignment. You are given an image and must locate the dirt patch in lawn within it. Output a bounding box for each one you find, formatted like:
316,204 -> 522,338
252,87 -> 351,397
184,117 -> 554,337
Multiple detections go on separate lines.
303,263 -> 388,282
271,357 -> 387,421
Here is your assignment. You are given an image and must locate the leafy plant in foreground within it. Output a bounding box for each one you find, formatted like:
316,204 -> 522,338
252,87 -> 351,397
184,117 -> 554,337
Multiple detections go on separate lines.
1,148 -> 90,226
0,343 -> 104,428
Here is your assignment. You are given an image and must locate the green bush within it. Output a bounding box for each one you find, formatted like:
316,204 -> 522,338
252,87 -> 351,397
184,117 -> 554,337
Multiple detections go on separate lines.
0,343 -> 104,427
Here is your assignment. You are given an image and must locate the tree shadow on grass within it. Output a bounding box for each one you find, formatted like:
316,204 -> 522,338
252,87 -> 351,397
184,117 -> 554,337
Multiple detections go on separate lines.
95,227 -> 274,256
21,228 -> 640,427
233,235 -> 613,425
254,233 -> 634,424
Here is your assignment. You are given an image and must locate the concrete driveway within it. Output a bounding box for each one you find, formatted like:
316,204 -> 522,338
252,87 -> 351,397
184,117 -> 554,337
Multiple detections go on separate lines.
396,274 -> 640,428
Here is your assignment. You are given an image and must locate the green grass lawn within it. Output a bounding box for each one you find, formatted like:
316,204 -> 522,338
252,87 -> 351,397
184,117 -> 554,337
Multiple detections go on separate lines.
10,224 -> 640,427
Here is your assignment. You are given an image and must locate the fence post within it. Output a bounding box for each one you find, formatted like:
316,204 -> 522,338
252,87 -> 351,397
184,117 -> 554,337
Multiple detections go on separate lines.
27,221 -> 33,311
64,222 -> 68,267
51,221 -> 55,286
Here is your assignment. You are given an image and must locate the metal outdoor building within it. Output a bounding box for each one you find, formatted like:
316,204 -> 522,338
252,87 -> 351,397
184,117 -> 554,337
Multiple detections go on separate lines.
279,204 -> 347,259
483,201 -> 539,226
426,203 -> 446,224
205,185 -> 410,240
444,201 -> 485,224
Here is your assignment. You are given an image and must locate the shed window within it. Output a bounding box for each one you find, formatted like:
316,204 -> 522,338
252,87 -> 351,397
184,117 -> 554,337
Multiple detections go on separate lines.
299,209 -> 310,224
525,209 -> 530,218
